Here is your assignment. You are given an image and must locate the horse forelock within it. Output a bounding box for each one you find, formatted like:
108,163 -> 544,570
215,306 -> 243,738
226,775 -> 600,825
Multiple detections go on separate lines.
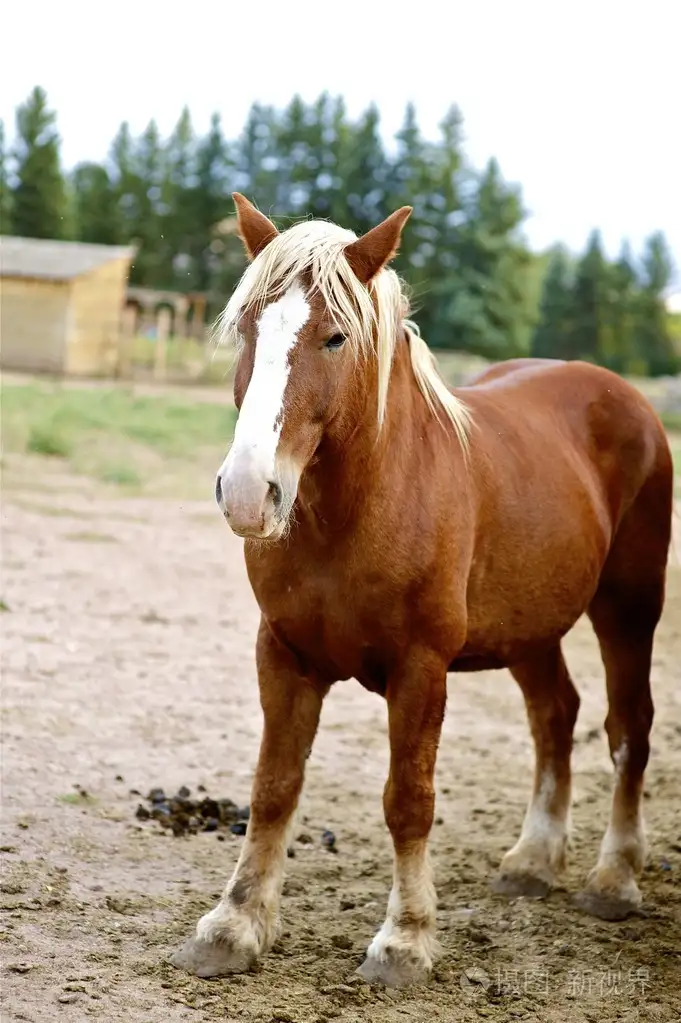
215,218 -> 471,447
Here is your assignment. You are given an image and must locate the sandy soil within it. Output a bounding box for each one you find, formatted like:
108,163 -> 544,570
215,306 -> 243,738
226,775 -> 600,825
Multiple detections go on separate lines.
2,461 -> 680,1023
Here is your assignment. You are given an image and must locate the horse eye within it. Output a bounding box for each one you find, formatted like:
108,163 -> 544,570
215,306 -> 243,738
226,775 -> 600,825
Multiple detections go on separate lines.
325,333 -> 346,350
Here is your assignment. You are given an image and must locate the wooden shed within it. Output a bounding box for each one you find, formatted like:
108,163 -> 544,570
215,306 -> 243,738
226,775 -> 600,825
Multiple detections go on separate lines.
0,236 -> 136,376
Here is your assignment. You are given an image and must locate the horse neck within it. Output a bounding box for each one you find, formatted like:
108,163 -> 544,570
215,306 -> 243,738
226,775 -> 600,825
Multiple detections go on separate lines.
296,331 -> 423,527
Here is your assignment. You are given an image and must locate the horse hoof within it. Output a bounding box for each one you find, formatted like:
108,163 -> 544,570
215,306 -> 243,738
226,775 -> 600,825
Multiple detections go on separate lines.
491,871 -> 552,899
356,952 -> 428,989
170,935 -> 255,978
572,889 -> 641,922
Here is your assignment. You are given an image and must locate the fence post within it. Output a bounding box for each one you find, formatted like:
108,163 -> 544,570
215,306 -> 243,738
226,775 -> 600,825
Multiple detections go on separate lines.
117,306 -> 137,379
154,308 -> 171,382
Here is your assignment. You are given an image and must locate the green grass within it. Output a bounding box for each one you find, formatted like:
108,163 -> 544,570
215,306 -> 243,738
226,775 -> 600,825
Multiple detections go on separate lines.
661,411 -> 681,433
1,374 -> 678,499
2,380 -> 237,496
667,432 -> 681,495
128,333 -> 235,385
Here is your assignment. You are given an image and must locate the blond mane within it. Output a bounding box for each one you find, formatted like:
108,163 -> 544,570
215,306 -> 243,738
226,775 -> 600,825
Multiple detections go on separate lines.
215,218 -> 471,450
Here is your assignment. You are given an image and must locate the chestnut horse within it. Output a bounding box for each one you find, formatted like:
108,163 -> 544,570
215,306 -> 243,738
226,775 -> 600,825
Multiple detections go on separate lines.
172,194 -> 674,987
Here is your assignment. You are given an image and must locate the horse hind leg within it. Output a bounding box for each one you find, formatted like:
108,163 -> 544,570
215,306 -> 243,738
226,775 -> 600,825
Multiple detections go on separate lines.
574,574 -> 664,920
493,644 -> 580,898
574,470 -> 670,921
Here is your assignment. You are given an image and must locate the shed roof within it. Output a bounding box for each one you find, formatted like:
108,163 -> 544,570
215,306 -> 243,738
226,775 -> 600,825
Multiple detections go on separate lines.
0,236 -> 137,282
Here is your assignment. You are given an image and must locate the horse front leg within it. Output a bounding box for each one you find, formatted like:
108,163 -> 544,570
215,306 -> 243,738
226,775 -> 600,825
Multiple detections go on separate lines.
171,619 -> 328,978
358,648 -> 448,988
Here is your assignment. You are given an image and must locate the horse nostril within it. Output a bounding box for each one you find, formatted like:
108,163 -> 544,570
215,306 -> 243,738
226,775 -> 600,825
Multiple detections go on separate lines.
267,480 -> 283,511
215,474 -> 224,508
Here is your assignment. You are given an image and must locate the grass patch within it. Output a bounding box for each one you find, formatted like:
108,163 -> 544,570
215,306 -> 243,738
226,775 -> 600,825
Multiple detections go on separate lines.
99,464 -> 142,487
2,380 -> 237,495
661,411 -> 681,432
27,423 -> 72,458
65,531 -> 118,543
58,791 -> 97,806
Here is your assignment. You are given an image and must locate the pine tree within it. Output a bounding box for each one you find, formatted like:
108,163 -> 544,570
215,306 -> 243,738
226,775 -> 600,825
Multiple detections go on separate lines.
571,229 -> 609,363
236,103 -> 279,215
607,242 -> 638,372
341,104 -> 390,237
125,120 -> 165,285
634,232 -> 678,376
448,158 -> 531,357
531,246 -> 575,359
109,120 -> 138,244
0,119 -> 12,232
276,94 -> 313,216
192,112 -> 235,295
71,163 -> 120,244
10,86 -> 67,239
398,104 -> 466,347
160,107 -> 196,287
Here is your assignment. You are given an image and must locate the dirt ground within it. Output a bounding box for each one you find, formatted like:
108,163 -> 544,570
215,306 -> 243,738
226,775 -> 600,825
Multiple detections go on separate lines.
2,459 -> 680,1023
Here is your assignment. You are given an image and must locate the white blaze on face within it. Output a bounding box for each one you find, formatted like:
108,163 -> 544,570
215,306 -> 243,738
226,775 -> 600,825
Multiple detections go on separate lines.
224,282 -> 310,479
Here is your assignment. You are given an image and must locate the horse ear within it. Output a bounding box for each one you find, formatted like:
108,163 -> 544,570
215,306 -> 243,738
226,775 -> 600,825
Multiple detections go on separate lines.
344,206 -> 413,284
232,193 -> 279,259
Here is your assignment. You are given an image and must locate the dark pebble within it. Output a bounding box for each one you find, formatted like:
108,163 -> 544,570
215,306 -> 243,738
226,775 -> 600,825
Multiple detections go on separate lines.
129,789 -> 141,796
203,818 -> 219,833
217,835 -> 225,842
297,833 -> 313,845
236,806 -> 250,821
198,798 -> 220,820
177,785 -> 191,799
230,822 -> 247,836
287,847 -> 296,858
321,830 -> 337,852
135,804 -> 151,821
148,788 -> 166,804
115,775 -> 124,783
197,784 -> 206,793
218,799 -> 239,824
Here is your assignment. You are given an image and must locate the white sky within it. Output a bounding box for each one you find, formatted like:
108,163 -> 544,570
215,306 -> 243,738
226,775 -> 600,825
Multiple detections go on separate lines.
2,0 -> 680,275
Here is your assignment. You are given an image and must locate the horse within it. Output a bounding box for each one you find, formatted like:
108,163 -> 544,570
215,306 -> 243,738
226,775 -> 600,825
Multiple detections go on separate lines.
171,194 -> 674,987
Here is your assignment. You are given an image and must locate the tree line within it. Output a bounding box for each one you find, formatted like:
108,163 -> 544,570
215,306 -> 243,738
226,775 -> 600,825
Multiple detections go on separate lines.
1,86 -> 678,375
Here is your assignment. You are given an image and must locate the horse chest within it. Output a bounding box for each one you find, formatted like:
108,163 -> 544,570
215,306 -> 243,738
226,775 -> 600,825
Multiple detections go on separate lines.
250,558 -> 407,683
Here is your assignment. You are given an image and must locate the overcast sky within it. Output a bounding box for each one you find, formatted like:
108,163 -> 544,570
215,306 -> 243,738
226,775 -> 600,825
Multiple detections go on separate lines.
2,0 -> 680,278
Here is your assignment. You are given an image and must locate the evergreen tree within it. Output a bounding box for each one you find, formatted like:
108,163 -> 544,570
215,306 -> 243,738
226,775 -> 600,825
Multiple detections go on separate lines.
531,246 -> 575,359
341,104 -> 391,237
396,104 -> 466,346
109,120 -> 138,243
10,86 -> 67,239
307,93 -> 345,221
236,103 -> 279,215
124,120 -> 165,285
0,119 -> 11,232
160,107 -> 196,286
571,229 -> 609,363
607,241 -> 638,372
276,94 -> 314,216
634,232 -> 678,375
70,162 -> 120,244
192,112 -> 235,294
448,158 -> 531,357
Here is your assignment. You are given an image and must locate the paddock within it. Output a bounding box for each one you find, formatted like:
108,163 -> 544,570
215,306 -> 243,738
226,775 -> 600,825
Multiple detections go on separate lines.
1,438 -> 680,1023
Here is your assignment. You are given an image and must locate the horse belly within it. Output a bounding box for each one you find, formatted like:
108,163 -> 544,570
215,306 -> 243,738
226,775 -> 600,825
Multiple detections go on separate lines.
460,524 -> 608,666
